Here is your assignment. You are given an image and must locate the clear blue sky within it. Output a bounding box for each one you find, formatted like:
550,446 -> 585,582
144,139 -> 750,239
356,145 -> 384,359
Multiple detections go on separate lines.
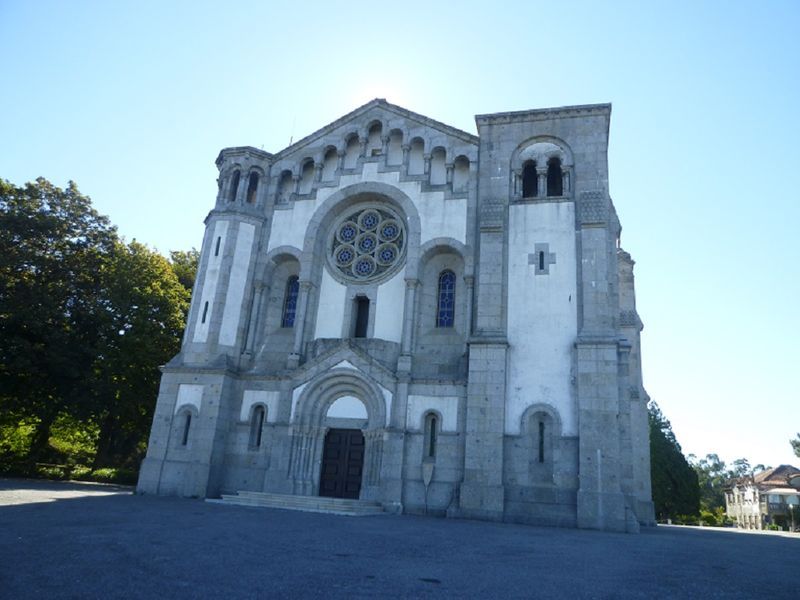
2,0 -> 798,470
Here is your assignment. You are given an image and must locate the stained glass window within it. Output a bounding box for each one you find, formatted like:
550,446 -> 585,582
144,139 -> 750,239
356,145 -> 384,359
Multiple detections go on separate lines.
329,206 -> 405,282
281,276 -> 299,328
436,270 -> 456,328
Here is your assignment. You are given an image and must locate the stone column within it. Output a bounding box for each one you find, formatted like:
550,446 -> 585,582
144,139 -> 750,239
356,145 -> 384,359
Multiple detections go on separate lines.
463,275 -> 474,336
243,282 -> 265,354
562,169 -> 571,196
314,162 -> 324,182
423,153 -> 431,176
400,278 -> 419,357
537,168 -> 548,198
288,280 -> 312,368
381,135 -> 390,158
401,144 -> 410,175
337,149 -> 346,172
446,163 -> 454,187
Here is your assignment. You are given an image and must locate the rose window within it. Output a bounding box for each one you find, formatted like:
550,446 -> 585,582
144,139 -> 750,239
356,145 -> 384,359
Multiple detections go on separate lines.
329,206 -> 405,282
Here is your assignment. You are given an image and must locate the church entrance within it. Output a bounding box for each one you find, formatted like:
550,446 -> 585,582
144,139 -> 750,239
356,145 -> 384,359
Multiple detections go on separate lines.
319,428 -> 365,499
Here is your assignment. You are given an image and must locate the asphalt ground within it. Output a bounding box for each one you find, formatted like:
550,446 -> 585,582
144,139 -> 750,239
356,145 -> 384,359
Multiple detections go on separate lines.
1,478 -> 798,599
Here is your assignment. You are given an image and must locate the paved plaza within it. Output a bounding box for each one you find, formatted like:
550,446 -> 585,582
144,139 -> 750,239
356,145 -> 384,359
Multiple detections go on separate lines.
1,478 -> 797,599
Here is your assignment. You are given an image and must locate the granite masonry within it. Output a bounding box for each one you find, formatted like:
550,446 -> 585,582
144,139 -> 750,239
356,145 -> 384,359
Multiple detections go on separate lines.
137,99 -> 655,532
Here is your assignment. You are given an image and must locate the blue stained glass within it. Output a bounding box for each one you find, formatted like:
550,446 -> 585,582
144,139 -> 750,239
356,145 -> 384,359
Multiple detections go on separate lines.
436,270 -> 456,328
358,235 -> 376,252
281,276 -> 299,327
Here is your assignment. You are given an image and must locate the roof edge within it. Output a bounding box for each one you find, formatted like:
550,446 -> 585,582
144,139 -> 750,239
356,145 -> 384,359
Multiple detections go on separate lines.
475,103 -> 612,126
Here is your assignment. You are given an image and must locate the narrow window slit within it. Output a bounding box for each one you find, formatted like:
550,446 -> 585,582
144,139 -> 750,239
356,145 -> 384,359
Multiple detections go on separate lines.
201,301 -> 209,324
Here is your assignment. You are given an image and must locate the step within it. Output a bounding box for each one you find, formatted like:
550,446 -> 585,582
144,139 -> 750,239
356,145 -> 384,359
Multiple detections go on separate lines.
209,491 -> 385,516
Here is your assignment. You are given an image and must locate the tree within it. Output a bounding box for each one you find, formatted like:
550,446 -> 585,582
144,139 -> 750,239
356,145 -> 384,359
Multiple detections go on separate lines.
0,178 -> 117,461
792,434 -> 800,459
89,241 -> 190,467
0,177 -> 194,473
169,249 -> 200,293
648,401 -> 700,520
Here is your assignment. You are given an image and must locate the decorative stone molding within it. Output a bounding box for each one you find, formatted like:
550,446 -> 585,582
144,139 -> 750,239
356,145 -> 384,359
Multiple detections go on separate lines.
578,191 -> 608,226
479,202 -> 505,231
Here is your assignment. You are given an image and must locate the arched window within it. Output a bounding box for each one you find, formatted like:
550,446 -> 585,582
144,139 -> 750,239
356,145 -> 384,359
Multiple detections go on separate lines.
181,412 -> 192,446
408,138 -> 424,175
436,270 -> 456,328
246,172 -> 259,204
547,157 -> 563,197
249,405 -> 265,448
367,122 -> 383,156
228,170 -> 240,202
281,276 -> 299,328
522,160 -> 537,198
322,148 -> 338,181
424,413 -> 438,459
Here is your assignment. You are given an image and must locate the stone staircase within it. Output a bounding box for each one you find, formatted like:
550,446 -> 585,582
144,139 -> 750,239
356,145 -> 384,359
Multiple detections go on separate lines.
208,491 -> 386,516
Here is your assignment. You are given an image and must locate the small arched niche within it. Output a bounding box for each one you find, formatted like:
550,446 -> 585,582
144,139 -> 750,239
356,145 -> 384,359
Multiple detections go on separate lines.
430,147 -> 446,185
408,137 -> 424,175
453,155 -> 469,193
322,147 -> 338,181
298,159 -> 315,195
344,135 -> 360,169
366,122 -> 383,156
387,129 -> 403,166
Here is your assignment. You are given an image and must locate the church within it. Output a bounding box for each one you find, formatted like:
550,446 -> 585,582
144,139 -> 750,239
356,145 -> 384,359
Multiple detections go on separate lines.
137,99 -> 655,532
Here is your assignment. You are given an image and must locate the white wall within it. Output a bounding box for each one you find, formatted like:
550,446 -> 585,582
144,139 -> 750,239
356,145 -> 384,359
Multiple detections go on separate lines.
314,268 -> 347,338
240,390 -> 280,422
219,222 -> 255,346
193,220 -> 228,343
505,202 -> 578,435
407,395 -> 459,432
174,384 -> 204,414
267,161 -> 469,254
373,268 -> 405,343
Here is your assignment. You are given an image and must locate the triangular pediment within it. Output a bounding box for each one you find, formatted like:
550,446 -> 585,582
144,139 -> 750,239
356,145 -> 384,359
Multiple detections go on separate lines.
269,99 -> 478,162
289,340 -> 397,392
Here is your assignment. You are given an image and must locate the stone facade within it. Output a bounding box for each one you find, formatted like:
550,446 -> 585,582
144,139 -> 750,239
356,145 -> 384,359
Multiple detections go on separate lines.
137,99 -> 655,531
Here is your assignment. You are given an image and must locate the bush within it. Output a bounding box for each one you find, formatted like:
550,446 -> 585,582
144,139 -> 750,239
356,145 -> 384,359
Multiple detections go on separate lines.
70,465 -> 92,480
89,468 -> 137,485
36,465 -> 67,479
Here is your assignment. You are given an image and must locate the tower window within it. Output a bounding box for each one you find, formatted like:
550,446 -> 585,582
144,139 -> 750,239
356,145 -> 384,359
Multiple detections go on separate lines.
436,270 -> 456,328
538,420 -> 545,463
201,301 -> 209,324
353,296 -> 370,338
424,413 -> 438,459
246,172 -> 259,204
547,157 -> 562,197
281,276 -> 299,328
522,160 -> 537,198
538,251 -> 545,271
181,412 -> 192,446
214,236 -> 221,257
228,170 -> 240,202
250,405 -> 265,448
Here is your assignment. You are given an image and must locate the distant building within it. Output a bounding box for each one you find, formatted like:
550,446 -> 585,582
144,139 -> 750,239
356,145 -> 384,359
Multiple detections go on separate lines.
725,465 -> 800,531
136,99 -> 655,532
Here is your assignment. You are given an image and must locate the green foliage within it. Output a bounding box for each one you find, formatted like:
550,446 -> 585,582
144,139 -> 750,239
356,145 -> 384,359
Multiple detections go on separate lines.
48,414 -> 98,464
169,249 -> 200,293
649,401 -> 700,520
792,434 -> 800,459
36,465 -> 67,479
0,177 -> 195,479
71,464 -> 92,479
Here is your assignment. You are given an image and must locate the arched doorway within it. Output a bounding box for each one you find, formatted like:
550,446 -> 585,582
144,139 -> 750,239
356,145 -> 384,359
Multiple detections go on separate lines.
319,395 -> 368,499
320,429 -> 365,499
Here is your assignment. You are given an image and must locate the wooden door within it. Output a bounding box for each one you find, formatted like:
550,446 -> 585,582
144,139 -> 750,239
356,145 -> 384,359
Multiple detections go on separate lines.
320,428 -> 365,499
